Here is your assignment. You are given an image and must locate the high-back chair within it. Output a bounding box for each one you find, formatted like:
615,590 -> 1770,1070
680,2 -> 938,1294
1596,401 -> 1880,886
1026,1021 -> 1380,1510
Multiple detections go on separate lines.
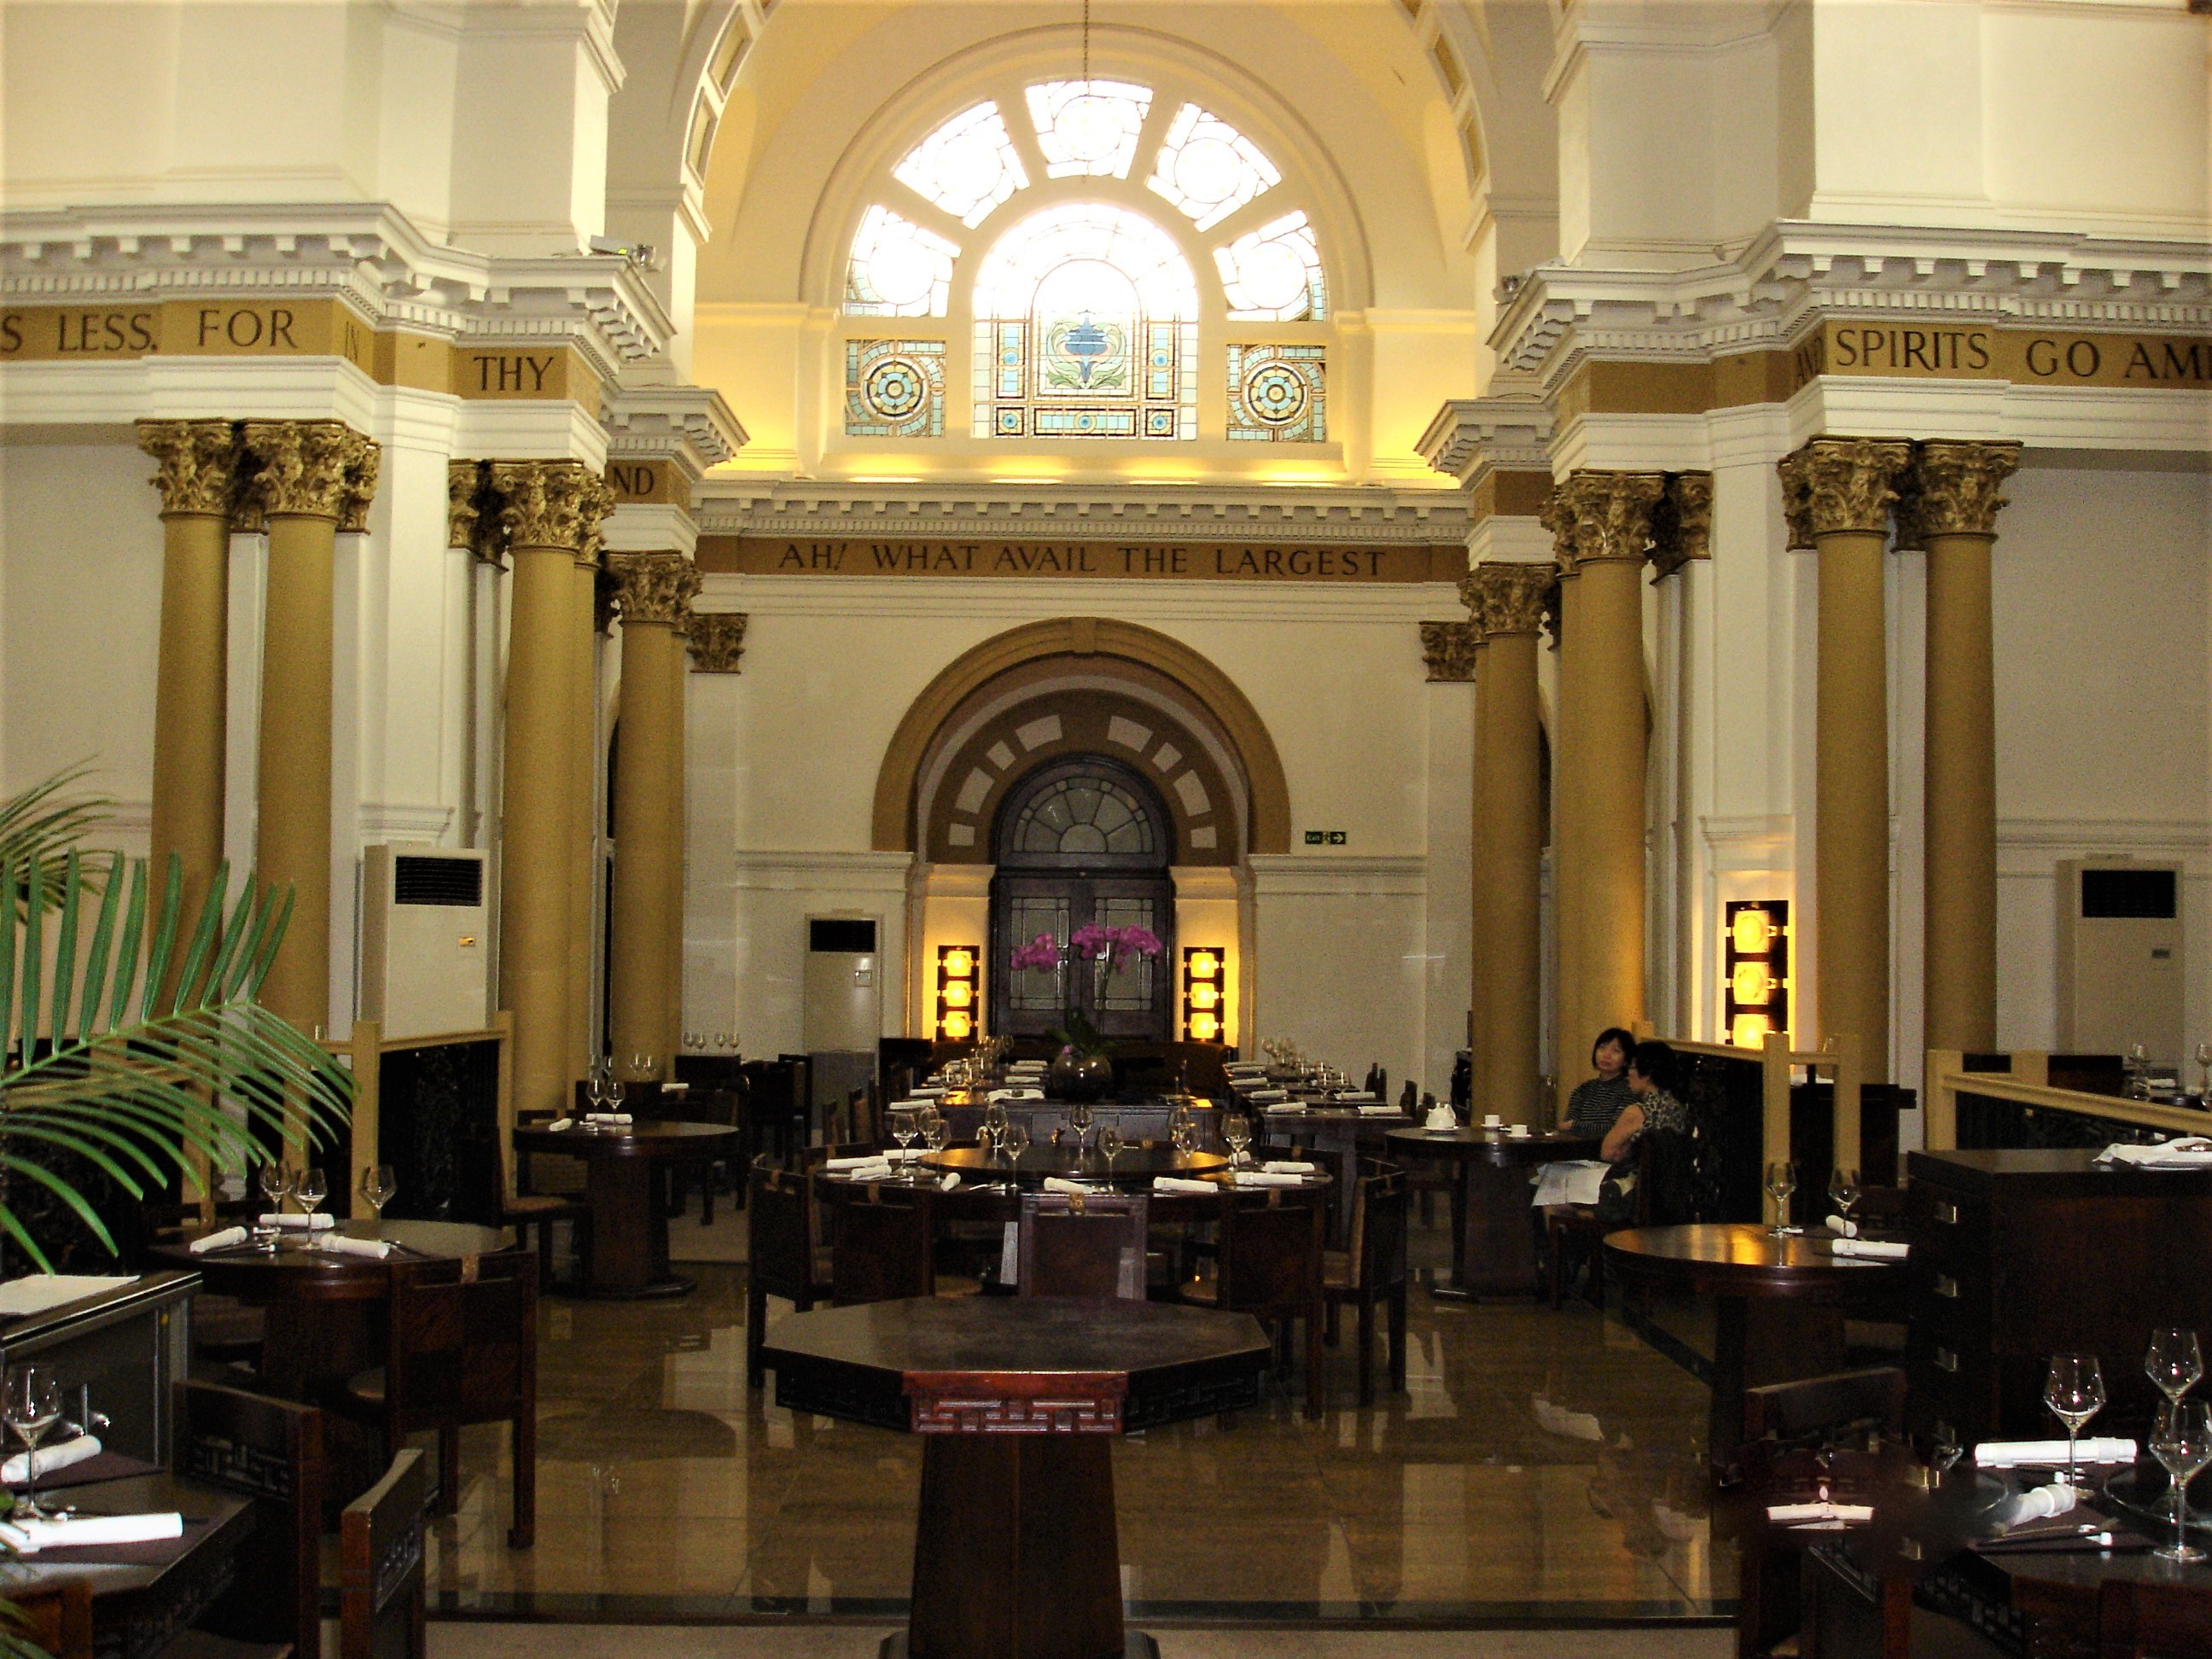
325,1249 -> 538,1548
6,1582 -> 91,1658
1017,1192 -> 1148,1301
1742,1366 -> 1907,1457
171,1378 -> 325,1659
340,1447 -> 428,1659
1184,1190 -> 1326,1419
1324,1161 -> 1410,1406
2098,1577 -> 2212,1658
747,1157 -> 830,1388
827,1181 -> 935,1305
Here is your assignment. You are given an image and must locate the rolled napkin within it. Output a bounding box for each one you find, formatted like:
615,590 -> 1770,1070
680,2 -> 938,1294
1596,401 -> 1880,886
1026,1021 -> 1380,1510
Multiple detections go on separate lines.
1262,1161 -> 1317,1174
188,1226 -> 248,1254
1826,1214 -> 1859,1237
987,1088 -> 1044,1102
842,1162 -> 896,1182
1231,1171 -> 1306,1188
1976,1437 -> 2137,1469
545,1118 -> 575,1132
1359,1104 -> 1402,1116
1994,1481 -> 2079,1529
659,1081 -> 689,1095
1262,1104 -> 1306,1115
938,1174 -> 962,1193
312,1234 -> 392,1260
1043,1177 -> 1092,1195
1154,1176 -> 1220,1195
2097,1136 -> 2212,1167
585,1113 -> 633,1126
1242,1089 -> 1289,1103
1831,1238 -> 1909,1260
0,1511 -> 183,1554
1331,1091 -> 1378,1104
260,1214 -> 335,1231
1767,1502 -> 1874,1528
826,1154 -> 889,1171
3,1435 -> 101,1485
884,1148 -> 928,1163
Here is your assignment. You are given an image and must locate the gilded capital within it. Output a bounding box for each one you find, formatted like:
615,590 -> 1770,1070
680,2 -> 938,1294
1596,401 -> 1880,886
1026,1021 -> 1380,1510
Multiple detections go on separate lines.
1418,620 -> 1480,682
686,613 -> 748,674
489,459 -> 614,555
335,429 -> 381,534
1904,439 -> 2021,542
1783,436 -> 1913,538
1542,471 -> 1668,572
574,474 -> 619,568
241,420 -> 360,521
1537,486 -> 1580,573
607,551 -> 701,626
448,461 -> 493,560
137,420 -> 240,518
1463,561 -> 1553,636
1650,472 -> 1714,580
1776,448 -> 1816,550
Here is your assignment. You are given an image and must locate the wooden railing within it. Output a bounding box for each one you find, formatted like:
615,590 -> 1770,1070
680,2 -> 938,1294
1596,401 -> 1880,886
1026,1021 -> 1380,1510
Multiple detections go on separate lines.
1923,1048 -> 2203,1153
323,1013 -> 515,1211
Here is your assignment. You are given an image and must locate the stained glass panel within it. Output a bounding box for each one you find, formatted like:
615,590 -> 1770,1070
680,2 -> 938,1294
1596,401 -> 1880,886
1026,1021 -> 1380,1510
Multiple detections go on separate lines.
1215,210 -> 1327,321
1225,344 -> 1325,442
892,101 -> 1027,227
1007,899 -> 1069,1011
845,206 -> 959,317
1147,103 -> 1279,230
1011,777 -> 1157,856
844,339 -> 946,438
1094,897 -> 1158,1012
1024,79 -> 1152,178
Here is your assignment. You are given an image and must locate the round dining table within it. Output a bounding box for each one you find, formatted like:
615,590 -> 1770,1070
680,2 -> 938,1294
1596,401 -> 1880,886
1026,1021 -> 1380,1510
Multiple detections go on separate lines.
1602,1223 -> 1914,1476
512,1119 -> 744,1299
923,1143 -> 1228,1186
1384,1126 -> 1602,1297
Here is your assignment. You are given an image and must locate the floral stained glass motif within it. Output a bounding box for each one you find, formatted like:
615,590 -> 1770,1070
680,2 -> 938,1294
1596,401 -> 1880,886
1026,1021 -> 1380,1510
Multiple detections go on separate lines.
1011,777 -> 1158,857
1147,103 -> 1280,230
1025,79 -> 1152,179
1215,211 -> 1327,321
1226,344 -> 1326,442
892,102 -> 1028,228
845,339 -> 946,439
845,206 -> 959,317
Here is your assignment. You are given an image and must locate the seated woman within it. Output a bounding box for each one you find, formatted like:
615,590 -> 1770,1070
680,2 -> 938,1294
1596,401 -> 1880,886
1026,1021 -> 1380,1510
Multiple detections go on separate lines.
1592,1040 -> 1692,1223
1560,1027 -> 1639,1138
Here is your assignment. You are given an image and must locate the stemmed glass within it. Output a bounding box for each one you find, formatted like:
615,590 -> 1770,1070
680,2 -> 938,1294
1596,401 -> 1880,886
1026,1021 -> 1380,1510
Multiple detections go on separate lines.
3,1365 -> 65,1519
2150,1400 -> 2212,1563
1827,1167 -> 1860,1231
1168,1103 -> 1196,1155
2145,1329 -> 2203,1516
358,1165 -> 398,1220
257,1161 -> 294,1251
1068,1101 -> 1094,1158
890,1106 -> 923,1181
923,1110 -> 951,1171
1224,1113 -> 1252,1171
1765,1161 -> 1800,1237
2044,1353 -> 2107,1487
981,1098 -> 1009,1161
1097,1125 -> 1124,1177
294,1167 -> 328,1224
2127,1042 -> 2151,1100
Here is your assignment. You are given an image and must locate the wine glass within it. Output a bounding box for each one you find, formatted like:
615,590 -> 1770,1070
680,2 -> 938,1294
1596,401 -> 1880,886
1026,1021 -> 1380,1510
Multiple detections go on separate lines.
358,1164 -> 398,1220
2145,1329 -> 2204,1516
1003,1120 -> 1029,1180
923,1111 -> 951,1167
1224,1113 -> 1252,1170
2044,1353 -> 2107,1486
3,1366 -> 65,1519
890,1106 -> 922,1181
1068,1100 -> 1094,1156
1097,1125 -> 1124,1175
2195,1041 -> 2211,1101
2150,1400 -> 2212,1563
256,1161 -> 294,1250
1764,1160 -> 1800,1237
1168,1103 -> 1196,1154
294,1167 -> 327,1222
1827,1167 -> 1860,1231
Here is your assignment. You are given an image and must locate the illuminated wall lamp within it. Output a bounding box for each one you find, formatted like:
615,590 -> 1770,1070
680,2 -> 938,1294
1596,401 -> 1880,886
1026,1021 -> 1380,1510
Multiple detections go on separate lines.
1182,947 -> 1226,1045
936,943 -> 981,1042
1722,901 -> 1790,1051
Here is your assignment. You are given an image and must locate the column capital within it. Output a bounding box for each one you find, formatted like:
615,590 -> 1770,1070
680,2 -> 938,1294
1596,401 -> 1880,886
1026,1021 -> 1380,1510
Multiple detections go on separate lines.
136,420 -> 240,518
1649,472 -> 1714,580
1897,439 -> 2023,547
1778,436 -> 1913,540
241,420 -> 371,521
1540,471 -> 1668,572
686,613 -> 748,673
448,461 -> 498,562
487,460 -> 617,556
1417,620 -> 1480,682
1460,561 -> 1554,636
606,550 -> 701,626
335,430 -> 381,533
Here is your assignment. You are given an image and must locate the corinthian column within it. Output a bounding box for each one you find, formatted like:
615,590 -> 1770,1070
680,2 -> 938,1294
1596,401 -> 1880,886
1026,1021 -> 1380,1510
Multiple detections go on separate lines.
137,421 -> 238,950
241,420 -> 376,1032
664,600 -> 696,1067
1539,498 -> 1586,1115
492,462 -> 612,1116
1779,437 -> 1912,1078
1464,565 -> 1553,1123
606,552 -> 700,1080
568,495 -> 613,1080
1906,440 -> 2020,1052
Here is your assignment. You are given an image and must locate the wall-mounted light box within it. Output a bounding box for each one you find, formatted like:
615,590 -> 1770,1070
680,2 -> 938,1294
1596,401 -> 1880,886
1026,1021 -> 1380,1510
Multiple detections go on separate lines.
1182,946 -> 1226,1044
1723,900 -> 1790,1050
936,944 -> 979,1042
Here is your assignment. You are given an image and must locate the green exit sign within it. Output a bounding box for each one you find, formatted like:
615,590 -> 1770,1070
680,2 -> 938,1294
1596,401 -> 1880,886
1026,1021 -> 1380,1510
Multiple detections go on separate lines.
1304,830 -> 1348,846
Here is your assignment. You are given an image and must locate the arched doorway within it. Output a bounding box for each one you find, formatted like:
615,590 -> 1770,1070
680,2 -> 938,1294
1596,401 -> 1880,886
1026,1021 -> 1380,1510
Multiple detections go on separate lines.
988,755 -> 1176,1042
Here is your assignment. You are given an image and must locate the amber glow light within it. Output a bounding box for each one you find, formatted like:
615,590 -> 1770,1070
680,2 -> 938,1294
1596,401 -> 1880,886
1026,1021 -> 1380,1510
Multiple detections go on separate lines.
1722,900 -> 1790,1049
1181,946 -> 1226,1045
935,943 -> 981,1042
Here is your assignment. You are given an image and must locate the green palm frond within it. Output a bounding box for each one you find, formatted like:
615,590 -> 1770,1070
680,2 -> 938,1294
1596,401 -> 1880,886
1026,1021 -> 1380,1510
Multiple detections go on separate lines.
0,762 -> 113,920
1,846 -> 353,1273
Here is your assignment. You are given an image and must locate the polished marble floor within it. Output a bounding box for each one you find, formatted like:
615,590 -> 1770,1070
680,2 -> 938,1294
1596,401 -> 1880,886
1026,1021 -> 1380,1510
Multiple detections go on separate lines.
426,1202 -> 1732,1627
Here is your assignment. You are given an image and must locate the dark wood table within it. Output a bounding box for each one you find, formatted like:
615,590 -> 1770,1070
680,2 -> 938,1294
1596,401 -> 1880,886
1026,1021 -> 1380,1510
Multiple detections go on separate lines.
513,1119 -> 743,1298
152,1219 -> 509,1399
760,1295 -> 1272,1658
1602,1224 -> 1912,1476
1385,1126 -> 1602,1297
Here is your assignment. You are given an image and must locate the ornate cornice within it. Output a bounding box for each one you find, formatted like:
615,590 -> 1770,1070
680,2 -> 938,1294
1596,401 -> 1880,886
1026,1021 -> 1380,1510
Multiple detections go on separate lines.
1415,396 -> 1555,486
241,419 -> 370,521
1417,620 -> 1480,682
136,419 -> 237,518
686,613 -> 748,673
1649,472 -> 1714,581
601,382 -> 748,474
606,551 -> 701,626
1542,471 -> 1668,571
1781,437 -> 1914,539
488,460 -> 615,556
1461,562 -> 1554,636
1898,439 -> 2022,546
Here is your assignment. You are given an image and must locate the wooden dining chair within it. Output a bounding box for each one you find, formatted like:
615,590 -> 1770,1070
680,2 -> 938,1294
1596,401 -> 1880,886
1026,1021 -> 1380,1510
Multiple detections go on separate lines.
2098,1577 -> 2212,1657
828,1182 -> 936,1305
1180,1190 -> 1327,1419
1017,1192 -> 1148,1301
323,1249 -> 538,1548
341,1446 -> 428,1659
747,1158 -> 832,1388
1323,1162 -> 1410,1406
5,1581 -> 92,1659
1544,1134 -> 1660,1309
1742,1367 -> 1907,1457
166,1379 -> 325,1659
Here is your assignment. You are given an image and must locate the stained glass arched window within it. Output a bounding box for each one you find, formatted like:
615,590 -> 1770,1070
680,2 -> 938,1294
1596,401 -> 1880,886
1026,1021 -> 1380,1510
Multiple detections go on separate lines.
893,102 -> 1028,227
1148,103 -> 1279,230
1024,80 -> 1153,179
1216,211 -> 1326,321
845,206 -> 959,317
1010,774 -> 1159,858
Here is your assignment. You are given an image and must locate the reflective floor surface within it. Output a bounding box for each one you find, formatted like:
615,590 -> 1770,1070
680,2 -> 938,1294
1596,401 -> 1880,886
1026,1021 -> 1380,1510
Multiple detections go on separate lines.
425,1203 -> 1732,1627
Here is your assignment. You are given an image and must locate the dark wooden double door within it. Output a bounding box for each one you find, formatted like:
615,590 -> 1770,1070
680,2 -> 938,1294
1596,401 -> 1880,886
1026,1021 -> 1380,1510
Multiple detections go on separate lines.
987,873 -> 1174,1043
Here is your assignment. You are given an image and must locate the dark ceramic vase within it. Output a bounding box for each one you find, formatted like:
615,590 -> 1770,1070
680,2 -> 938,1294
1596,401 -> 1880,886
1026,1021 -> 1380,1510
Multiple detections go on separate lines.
1047,1051 -> 1115,1103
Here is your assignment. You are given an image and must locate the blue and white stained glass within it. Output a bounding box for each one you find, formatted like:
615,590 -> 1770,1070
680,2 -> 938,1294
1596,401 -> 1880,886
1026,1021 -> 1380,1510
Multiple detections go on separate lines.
845,339 -> 946,438
1024,79 -> 1152,179
1215,211 -> 1327,322
845,206 -> 959,317
892,102 -> 1027,228
1226,344 -> 1325,443
1147,103 -> 1279,231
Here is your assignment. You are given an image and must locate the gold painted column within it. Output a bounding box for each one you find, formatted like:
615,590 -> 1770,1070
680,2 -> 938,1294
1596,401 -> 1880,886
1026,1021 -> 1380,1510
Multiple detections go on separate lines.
1781,438 -> 1912,1079
1420,621 -> 1485,1086
664,601 -> 696,1067
492,463 -> 611,1116
605,554 -> 697,1080
241,421 -> 376,1032
568,531 -> 608,1080
1910,440 -> 2020,1052
1466,566 -> 1552,1124
137,421 -> 239,944
1541,505 -> 1586,1116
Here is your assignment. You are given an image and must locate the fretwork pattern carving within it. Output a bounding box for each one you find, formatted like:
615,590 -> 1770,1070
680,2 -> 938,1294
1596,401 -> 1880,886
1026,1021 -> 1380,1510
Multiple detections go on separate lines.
907,1390 -> 1123,1435
181,1431 -> 294,1501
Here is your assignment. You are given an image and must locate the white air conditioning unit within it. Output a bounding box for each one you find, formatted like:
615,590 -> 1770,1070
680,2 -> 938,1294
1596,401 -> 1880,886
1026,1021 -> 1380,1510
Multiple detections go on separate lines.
359,845 -> 492,1040
2056,859 -> 2184,1062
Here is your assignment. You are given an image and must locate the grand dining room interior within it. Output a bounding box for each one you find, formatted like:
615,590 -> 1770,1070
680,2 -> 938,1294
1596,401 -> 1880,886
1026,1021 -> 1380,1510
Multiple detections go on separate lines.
1,0 -> 2209,1656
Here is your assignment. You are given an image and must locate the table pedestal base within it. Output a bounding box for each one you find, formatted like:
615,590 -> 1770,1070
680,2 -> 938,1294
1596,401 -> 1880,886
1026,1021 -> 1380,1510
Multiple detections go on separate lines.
905,1434 -> 1128,1659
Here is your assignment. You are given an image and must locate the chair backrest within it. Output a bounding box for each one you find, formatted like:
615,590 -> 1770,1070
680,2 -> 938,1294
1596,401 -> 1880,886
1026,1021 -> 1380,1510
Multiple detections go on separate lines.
2098,1576 -> 2212,1658
847,1085 -> 881,1147
1639,1129 -> 1698,1226
748,1158 -> 816,1301
1743,1365 -> 1907,1452
381,1250 -> 538,1435
5,1581 -> 91,1658
1018,1193 -> 1148,1300
1218,1191 -> 1324,1314
341,1446 -> 428,1659
172,1378 -> 324,1659
828,1184 -> 935,1304
1343,1164 -> 1410,1291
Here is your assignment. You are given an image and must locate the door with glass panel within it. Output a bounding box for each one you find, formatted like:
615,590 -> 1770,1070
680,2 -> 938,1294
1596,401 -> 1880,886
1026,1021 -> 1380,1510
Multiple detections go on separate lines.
988,756 -> 1175,1042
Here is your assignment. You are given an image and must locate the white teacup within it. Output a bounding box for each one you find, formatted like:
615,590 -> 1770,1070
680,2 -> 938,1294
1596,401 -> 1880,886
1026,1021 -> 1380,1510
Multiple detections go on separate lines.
1508,1123 -> 1530,1138
1482,1113 -> 1502,1128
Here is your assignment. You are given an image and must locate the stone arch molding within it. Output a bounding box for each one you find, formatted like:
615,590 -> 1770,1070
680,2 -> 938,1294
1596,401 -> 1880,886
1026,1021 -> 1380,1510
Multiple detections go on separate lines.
873,619 -> 1291,858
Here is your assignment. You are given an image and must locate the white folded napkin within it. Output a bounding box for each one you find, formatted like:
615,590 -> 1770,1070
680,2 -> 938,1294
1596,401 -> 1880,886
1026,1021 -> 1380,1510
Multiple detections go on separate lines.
1262,1103 -> 1306,1115
260,1214 -> 334,1231
1231,1171 -> 1305,1187
1007,1063 -> 1048,1073
909,1086 -> 947,1097
1153,1176 -> 1219,1195
188,1226 -> 248,1254
1826,1214 -> 1859,1237
1241,1089 -> 1289,1103
660,1081 -> 689,1095
1767,1502 -> 1874,1528
1359,1104 -> 1401,1116
1995,1482 -> 2079,1528
826,1154 -> 888,1171
938,1174 -> 961,1193
2098,1137 -> 2212,1167
545,1118 -> 574,1132
841,1162 -> 896,1182
1224,1063 -> 1268,1075
0,1511 -> 183,1553
1262,1161 -> 1316,1174
1332,1091 -> 1377,1103
1043,1177 -> 1095,1196
987,1088 -> 1044,1102
1831,1238 -> 1909,1260
585,1112 -> 632,1126
1532,1161 -> 1610,1208
3,1435 -> 101,1485
312,1233 -> 392,1260
1975,1437 -> 2137,1469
